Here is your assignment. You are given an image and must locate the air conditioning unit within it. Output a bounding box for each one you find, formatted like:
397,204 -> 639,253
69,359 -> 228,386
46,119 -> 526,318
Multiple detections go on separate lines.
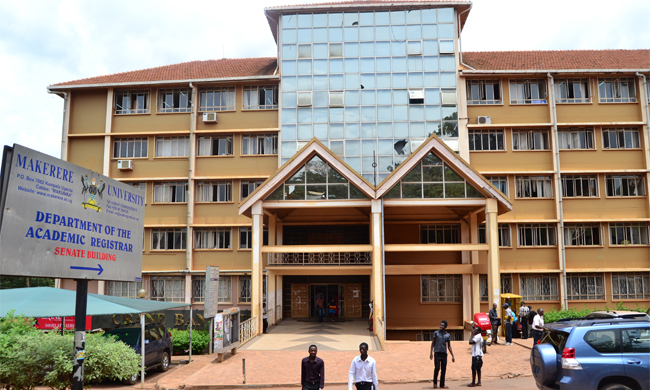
203,112 -> 218,123
477,116 -> 492,125
117,160 -> 133,170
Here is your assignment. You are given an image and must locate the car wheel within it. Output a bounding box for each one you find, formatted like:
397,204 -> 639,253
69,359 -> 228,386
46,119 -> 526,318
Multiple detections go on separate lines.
159,351 -> 170,372
599,384 -> 632,390
124,373 -> 138,385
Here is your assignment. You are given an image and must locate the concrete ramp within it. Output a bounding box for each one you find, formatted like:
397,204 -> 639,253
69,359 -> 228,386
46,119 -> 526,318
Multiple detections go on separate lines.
239,319 -> 379,351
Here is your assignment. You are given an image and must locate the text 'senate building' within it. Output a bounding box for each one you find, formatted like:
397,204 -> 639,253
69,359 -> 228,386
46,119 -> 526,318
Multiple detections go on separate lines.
48,0 -> 650,343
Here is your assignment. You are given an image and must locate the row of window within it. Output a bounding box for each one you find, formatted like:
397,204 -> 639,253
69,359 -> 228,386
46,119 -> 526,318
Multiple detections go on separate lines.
113,134 -> 278,158
421,222 -> 650,247
150,227 -> 269,250
115,86 -> 279,115
288,89 -> 456,108
141,180 -> 263,203
469,127 -> 641,152
466,77 -> 643,105
487,174 -> 646,199
478,272 -> 649,302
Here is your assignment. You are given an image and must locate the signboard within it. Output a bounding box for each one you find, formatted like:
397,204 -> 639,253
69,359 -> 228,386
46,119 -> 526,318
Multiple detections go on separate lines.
204,266 -> 219,318
213,313 -> 223,350
0,144 -> 145,281
35,316 -> 92,331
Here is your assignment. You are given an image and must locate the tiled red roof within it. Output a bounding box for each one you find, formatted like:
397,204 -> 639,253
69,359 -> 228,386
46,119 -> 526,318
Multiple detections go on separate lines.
51,58 -> 278,87
463,50 -> 650,71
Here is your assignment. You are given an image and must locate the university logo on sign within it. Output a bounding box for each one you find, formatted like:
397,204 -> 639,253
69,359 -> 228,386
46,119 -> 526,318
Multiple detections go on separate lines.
81,174 -> 105,212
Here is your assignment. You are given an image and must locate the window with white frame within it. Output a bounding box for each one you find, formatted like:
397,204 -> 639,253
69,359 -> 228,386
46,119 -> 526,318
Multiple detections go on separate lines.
518,223 -> 557,246
602,128 -> 640,149
243,85 -> 278,109
468,129 -> 505,151
515,176 -> 553,198
486,176 -> 508,196
605,175 -> 646,197
151,276 -> 185,302
153,182 -> 187,203
555,79 -> 590,103
609,223 -> 649,245
200,87 -> 235,111
407,40 -> 422,56
512,130 -> 550,150
421,275 -> 462,302
115,90 -> 150,114
520,274 -> 559,301
241,180 -> 264,200
113,137 -> 148,158
242,134 -> 278,155
298,44 -> 312,58
158,88 -> 192,113
567,273 -> 604,300
195,181 -> 232,202
478,224 -> 511,247
611,272 -> 650,300
297,92 -> 312,106
126,182 -> 146,193
329,43 -> 343,57
194,228 -> 231,249
106,281 -> 143,298
219,275 -> 232,303
478,275 -> 512,302
191,276 -> 205,302
329,91 -> 344,106
466,80 -> 502,105
240,227 -> 252,249
509,79 -> 547,104
239,276 -> 251,303
420,224 -> 460,244
558,128 -> 594,150
151,228 -> 186,250
562,175 -> 598,197
197,135 -> 233,156
598,78 -> 636,103
501,274 -> 513,294
156,137 -> 190,157
564,223 -> 602,246
479,275 -> 488,301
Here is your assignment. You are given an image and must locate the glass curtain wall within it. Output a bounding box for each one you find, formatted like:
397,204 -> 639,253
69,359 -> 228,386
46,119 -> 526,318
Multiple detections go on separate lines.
279,8 -> 458,183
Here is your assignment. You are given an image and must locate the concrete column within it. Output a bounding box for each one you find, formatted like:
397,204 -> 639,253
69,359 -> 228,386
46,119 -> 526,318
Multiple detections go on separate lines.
97,88 -> 114,296
470,212 -> 480,315
461,219 -> 471,339
251,202 -> 264,335
370,200 -> 383,336
185,274 -> 192,304
486,199 -> 500,308
276,275 -> 283,321
267,270 -> 276,326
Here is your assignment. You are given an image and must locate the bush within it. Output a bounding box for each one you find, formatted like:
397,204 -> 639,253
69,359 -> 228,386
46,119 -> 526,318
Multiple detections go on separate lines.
169,329 -> 209,355
544,302 -> 648,324
0,311 -> 140,390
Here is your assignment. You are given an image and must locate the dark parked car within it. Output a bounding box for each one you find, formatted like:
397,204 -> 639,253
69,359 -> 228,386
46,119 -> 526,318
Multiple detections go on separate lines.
530,317 -> 649,390
104,324 -> 173,384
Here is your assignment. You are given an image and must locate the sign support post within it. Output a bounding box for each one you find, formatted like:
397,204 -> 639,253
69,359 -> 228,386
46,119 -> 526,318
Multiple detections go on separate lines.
72,279 -> 88,390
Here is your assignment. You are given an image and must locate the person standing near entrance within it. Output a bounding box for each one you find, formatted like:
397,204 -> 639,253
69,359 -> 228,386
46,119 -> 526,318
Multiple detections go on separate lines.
488,303 -> 500,345
532,308 -> 545,345
348,342 -> 378,390
301,345 -> 324,390
503,303 -> 513,345
429,320 -> 455,389
518,302 -> 529,339
316,293 -> 325,323
368,300 -> 374,331
263,303 -> 269,334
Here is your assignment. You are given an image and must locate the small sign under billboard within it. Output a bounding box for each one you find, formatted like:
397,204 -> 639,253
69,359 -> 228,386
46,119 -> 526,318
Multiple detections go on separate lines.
204,266 -> 219,319
0,144 -> 145,282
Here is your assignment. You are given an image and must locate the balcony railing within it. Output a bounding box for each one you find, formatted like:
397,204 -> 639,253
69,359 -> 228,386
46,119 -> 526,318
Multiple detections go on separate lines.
267,252 -> 371,266
239,316 -> 257,347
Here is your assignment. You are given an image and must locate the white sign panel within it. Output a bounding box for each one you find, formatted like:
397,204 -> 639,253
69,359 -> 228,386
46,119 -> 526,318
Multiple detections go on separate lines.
204,266 -> 219,319
0,144 -> 145,282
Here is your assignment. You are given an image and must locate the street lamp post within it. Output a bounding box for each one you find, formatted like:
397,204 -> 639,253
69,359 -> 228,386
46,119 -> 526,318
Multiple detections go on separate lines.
138,289 -> 146,388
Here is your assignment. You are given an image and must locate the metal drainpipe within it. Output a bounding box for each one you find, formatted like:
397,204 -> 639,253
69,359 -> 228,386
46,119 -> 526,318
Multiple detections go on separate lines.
636,73 -> 650,144
547,73 -> 568,310
457,5 -> 474,70
48,90 -> 69,158
381,198 -> 386,344
187,82 -> 197,271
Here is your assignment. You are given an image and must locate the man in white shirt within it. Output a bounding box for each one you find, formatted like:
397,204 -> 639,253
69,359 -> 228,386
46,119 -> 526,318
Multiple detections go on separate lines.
468,326 -> 483,387
348,342 -> 378,390
532,308 -> 545,345
503,303 -> 514,345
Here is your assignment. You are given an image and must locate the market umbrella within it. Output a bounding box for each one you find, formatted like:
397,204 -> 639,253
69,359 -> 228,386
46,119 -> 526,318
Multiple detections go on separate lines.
0,287 -> 188,317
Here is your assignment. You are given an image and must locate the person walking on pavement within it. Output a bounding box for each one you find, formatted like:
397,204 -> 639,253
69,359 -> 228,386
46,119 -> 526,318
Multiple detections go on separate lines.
488,303 -> 500,345
503,303 -> 514,345
263,303 -> 269,334
429,320 -> 455,389
518,302 -> 530,340
468,326 -> 483,387
301,345 -> 324,390
532,308 -> 545,345
316,293 -> 325,323
348,342 -> 378,390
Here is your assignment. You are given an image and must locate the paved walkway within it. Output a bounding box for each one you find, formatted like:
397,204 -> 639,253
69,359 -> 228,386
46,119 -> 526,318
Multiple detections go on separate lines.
240,319 -> 380,351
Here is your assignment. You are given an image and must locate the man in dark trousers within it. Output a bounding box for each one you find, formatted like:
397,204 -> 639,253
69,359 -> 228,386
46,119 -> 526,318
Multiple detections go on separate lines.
518,302 -> 530,339
488,303 -> 500,345
301,345 -> 324,390
348,342 -> 378,390
429,320 -> 455,389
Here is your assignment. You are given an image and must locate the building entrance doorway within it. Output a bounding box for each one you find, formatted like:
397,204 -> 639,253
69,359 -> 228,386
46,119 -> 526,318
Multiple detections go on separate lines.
284,275 -> 369,320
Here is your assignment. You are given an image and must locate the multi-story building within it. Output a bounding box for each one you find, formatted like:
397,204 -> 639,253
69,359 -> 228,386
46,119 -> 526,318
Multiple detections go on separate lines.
48,1 -> 649,343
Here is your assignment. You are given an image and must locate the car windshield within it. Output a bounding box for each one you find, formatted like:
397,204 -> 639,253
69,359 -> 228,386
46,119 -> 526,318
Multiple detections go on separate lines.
540,329 -> 569,354
104,328 -> 140,346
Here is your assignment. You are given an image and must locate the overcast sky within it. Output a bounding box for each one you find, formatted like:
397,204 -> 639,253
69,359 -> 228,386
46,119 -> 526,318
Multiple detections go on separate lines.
1,0 -> 648,159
